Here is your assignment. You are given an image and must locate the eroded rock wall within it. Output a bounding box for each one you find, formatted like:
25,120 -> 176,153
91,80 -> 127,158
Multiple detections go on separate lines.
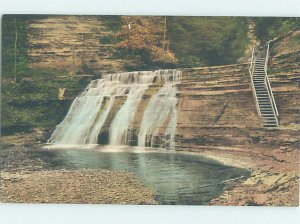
28,16 -> 128,74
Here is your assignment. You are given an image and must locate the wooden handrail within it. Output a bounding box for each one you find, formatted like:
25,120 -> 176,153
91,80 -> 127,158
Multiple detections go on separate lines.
249,46 -> 262,117
264,44 -> 279,117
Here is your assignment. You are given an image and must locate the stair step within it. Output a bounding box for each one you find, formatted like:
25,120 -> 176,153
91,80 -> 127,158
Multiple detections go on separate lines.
261,111 -> 274,113
262,120 -> 277,122
259,103 -> 272,105
263,121 -> 277,125
259,102 -> 271,104
262,116 -> 276,119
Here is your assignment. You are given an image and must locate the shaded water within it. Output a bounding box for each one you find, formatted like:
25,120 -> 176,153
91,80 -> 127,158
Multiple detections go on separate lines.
34,146 -> 249,205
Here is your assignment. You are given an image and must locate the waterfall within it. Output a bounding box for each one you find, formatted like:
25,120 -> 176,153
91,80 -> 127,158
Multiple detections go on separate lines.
138,70 -> 180,149
48,69 -> 181,149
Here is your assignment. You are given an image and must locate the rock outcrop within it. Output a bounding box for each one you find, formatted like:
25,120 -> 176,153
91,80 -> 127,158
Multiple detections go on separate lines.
28,16 -> 130,75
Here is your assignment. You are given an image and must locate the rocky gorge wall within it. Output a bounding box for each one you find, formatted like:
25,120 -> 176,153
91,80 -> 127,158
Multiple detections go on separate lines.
23,17 -> 300,149
27,16 -> 129,75
175,43 -> 299,150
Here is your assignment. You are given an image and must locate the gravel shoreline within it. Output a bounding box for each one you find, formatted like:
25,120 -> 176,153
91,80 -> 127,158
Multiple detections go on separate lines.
0,140 -> 157,204
0,169 -> 156,204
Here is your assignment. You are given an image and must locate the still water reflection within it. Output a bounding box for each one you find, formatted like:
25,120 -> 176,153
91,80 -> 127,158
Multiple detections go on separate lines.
35,146 -> 249,205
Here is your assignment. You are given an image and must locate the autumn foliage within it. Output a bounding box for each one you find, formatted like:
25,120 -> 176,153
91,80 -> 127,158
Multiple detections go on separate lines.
115,16 -> 178,65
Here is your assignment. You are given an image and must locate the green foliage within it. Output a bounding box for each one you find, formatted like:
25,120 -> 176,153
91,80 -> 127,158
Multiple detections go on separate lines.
178,56 -> 205,68
2,15 -> 31,80
1,74 -> 90,134
168,16 -> 249,66
253,17 -> 300,41
100,15 -> 122,32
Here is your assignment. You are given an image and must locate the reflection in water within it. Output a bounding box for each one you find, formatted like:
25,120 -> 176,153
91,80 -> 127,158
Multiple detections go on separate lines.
34,146 -> 249,205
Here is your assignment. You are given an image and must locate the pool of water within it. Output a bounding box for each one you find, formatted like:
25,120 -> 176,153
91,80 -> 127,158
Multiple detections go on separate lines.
32,145 -> 249,205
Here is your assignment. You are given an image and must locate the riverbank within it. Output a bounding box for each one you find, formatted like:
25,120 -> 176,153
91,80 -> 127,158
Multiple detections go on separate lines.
176,145 -> 299,206
0,137 -> 157,204
0,169 -> 156,204
1,132 -> 299,206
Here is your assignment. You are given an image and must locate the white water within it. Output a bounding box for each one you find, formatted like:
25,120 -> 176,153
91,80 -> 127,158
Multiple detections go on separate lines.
49,69 -> 181,149
138,70 -> 180,149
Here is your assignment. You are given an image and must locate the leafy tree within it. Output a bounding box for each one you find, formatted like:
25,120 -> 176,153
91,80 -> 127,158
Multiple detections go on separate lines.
2,15 -> 31,81
253,17 -> 300,42
167,16 -> 249,66
115,16 -> 178,65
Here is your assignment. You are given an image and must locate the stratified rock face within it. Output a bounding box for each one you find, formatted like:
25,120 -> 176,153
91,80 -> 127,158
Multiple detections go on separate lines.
178,64 -> 259,128
176,56 -> 299,148
270,50 -> 300,127
176,64 -> 259,148
28,16 -> 126,74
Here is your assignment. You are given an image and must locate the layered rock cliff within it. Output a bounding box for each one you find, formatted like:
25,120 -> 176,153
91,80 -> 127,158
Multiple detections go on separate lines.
13,16 -> 300,149
27,16 -> 129,74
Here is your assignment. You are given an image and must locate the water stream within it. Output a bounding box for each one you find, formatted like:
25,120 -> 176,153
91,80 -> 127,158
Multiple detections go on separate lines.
49,70 -> 181,149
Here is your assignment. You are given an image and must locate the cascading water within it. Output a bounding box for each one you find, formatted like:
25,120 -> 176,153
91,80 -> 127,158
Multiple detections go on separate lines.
138,71 -> 180,149
48,69 -> 181,149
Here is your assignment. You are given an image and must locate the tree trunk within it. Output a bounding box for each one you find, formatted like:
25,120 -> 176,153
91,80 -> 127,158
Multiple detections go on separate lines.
14,18 -> 18,82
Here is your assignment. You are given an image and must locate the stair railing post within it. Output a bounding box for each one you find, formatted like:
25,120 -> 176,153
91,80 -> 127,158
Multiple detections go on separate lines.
249,46 -> 262,118
264,44 -> 279,118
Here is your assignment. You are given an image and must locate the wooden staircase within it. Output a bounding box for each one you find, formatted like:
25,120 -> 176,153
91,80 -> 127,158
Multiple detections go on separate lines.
249,45 -> 279,128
